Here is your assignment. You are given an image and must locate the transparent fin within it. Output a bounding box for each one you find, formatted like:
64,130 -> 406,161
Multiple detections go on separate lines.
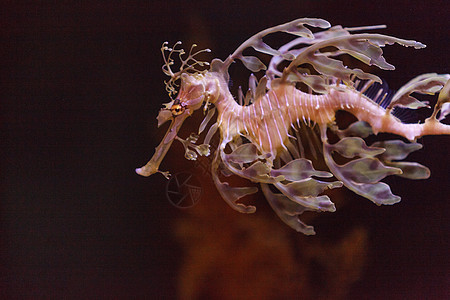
211,150 -> 258,213
261,184 -> 316,235
270,158 -> 332,181
372,140 -> 430,180
321,124 -> 402,205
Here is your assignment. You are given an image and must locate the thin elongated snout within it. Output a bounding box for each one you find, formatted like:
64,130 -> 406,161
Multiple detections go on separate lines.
136,110 -> 189,178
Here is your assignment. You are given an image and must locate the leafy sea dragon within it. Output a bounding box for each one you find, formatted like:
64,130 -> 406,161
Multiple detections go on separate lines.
136,18 -> 450,234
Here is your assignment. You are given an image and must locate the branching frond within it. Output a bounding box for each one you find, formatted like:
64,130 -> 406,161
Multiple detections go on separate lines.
217,18 -> 425,95
161,41 -> 211,97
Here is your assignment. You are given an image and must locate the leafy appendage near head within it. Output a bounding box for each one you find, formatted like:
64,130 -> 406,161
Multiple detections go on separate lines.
161,41 -> 211,98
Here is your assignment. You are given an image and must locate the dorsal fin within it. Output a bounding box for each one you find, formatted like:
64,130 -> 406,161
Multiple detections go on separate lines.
356,80 -> 393,108
356,79 -> 419,123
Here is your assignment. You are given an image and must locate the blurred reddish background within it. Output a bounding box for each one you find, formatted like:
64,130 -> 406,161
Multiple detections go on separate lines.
1,1 -> 449,299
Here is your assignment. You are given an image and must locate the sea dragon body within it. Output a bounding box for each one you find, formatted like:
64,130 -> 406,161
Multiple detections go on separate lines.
136,18 -> 450,234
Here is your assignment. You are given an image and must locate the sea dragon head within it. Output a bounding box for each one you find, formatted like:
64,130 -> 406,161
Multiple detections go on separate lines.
136,42 -> 215,178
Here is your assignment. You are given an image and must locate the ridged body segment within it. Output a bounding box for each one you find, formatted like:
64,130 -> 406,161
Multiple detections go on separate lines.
215,82 -> 450,154
215,84 -> 336,153
243,85 -> 335,152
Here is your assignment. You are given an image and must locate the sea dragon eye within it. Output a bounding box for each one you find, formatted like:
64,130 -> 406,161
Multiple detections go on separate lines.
170,102 -> 185,116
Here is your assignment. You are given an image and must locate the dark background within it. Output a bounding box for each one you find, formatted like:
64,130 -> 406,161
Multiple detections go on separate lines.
1,1 -> 449,298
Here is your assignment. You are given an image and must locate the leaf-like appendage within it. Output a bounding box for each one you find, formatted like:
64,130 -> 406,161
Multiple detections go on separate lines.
225,143 -> 261,164
321,124 -> 401,205
259,155 -> 342,213
284,18 -> 331,37
384,161 -> 430,180
390,73 -> 449,110
287,72 -> 329,94
212,152 -> 258,213
221,141 -> 284,184
337,121 -> 373,138
331,137 -> 385,158
438,102 -> 450,121
215,180 -> 258,213
157,109 -> 172,127
248,73 -> 258,99
285,33 -> 425,87
239,56 -> 267,72
195,144 -> 210,156
204,122 -> 218,146
391,96 -> 430,110
324,121 -> 432,205
176,136 -> 197,160
253,40 -> 294,60
338,39 -> 394,70
270,158 -> 332,181
356,181 -> 401,205
304,53 -> 381,85
267,25 -> 351,83
434,78 -> 450,120
261,184 -> 315,235
282,179 -> 343,197
225,18 -> 330,72
242,161 -> 274,182
186,132 -> 199,144
255,76 -> 268,100
285,25 -> 314,39
372,140 -> 422,161
198,107 -> 216,134
275,181 -> 336,212
339,157 -> 402,184
175,132 -> 213,159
